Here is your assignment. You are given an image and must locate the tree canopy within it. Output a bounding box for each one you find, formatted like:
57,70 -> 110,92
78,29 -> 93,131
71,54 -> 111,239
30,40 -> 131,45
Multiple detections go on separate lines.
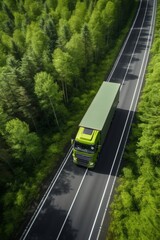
108,2 -> 160,239
0,0 -> 136,239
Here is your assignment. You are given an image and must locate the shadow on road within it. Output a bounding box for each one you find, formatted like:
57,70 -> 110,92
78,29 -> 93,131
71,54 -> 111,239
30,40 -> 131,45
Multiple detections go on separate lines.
92,108 -> 135,176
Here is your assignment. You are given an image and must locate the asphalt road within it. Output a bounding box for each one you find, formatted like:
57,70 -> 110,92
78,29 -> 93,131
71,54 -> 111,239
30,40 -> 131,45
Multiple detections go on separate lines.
20,0 -> 156,239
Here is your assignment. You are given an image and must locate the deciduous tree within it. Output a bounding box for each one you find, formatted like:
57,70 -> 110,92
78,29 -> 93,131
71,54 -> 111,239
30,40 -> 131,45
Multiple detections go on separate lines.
34,71 -> 62,129
5,118 -> 41,163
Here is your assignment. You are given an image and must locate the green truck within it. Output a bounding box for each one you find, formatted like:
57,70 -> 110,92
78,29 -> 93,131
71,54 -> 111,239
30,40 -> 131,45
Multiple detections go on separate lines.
72,81 -> 120,168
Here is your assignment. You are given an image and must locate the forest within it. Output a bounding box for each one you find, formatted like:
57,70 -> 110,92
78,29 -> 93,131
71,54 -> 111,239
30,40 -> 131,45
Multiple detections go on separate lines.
0,0 -> 136,239
108,0 -> 160,239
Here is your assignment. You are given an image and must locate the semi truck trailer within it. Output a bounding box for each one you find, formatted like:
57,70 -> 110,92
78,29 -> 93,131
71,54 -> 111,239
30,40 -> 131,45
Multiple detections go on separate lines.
72,81 -> 120,168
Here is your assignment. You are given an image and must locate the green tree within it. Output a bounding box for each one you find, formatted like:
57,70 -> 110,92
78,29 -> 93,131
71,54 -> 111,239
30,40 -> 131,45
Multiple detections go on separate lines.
5,118 -> 41,163
81,23 -> 93,68
24,0 -> 43,21
96,0 -> 107,11
53,47 -> 80,102
26,22 -> 49,57
0,106 -> 9,134
0,11 -> 8,32
42,17 -> 57,53
57,19 -> 71,49
1,2 -> 14,36
65,33 -> 85,70
102,1 -> 116,48
68,1 -> 87,33
88,7 -> 104,61
1,32 -> 12,52
34,71 -> 62,129
45,0 -> 57,9
2,0 -> 18,11
56,0 -> 71,19
13,12 -> 27,31
0,56 -> 38,130
19,51 -> 39,89
13,29 -> 25,57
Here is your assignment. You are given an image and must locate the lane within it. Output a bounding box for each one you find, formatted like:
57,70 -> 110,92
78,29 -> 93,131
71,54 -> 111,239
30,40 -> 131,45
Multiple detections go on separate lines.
21,156 -> 87,240
110,0 -> 147,83
20,0 -> 156,239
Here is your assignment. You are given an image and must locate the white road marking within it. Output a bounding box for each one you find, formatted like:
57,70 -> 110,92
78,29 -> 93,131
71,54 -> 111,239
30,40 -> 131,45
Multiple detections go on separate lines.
87,0 -> 156,239
120,0 -> 149,90
56,169 -> 88,240
107,0 -> 142,82
20,146 -> 73,240
96,0 -> 156,239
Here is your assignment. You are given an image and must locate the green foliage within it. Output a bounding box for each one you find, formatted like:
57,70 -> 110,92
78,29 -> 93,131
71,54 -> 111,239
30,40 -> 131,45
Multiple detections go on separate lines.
53,47 -> 78,103
26,22 -> 49,57
13,12 -> 27,30
53,47 -> 78,81
13,29 -> 25,55
24,0 -> 43,21
5,118 -> 41,162
0,0 -> 136,239
108,1 -> 160,239
68,1 -> 87,33
81,23 -> 93,66
66,33 -> 85,73
56,0 -> 71,19
34,71 -> 63,128
57,18 -> 71,48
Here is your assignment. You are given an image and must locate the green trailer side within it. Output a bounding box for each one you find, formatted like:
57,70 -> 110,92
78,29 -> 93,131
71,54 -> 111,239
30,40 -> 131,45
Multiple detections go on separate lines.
79,81 -> 120,145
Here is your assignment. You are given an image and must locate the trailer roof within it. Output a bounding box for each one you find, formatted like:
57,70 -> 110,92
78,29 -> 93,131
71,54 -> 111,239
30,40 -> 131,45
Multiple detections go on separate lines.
79,82 -> 120,131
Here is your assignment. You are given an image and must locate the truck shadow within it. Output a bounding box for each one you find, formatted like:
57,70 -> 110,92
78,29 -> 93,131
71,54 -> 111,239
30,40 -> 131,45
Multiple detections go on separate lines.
92,108 -> 135,176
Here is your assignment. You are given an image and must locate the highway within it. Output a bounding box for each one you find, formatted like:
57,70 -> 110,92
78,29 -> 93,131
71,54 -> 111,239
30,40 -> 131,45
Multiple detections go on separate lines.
20,0 -> 156,239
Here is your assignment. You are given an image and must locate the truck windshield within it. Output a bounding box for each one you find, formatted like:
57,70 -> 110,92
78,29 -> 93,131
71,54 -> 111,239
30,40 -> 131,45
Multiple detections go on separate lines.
74,141 -> 96,153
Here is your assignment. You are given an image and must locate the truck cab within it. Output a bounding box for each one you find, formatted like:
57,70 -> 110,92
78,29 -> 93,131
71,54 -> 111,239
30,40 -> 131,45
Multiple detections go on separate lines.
72,127 -> 100,168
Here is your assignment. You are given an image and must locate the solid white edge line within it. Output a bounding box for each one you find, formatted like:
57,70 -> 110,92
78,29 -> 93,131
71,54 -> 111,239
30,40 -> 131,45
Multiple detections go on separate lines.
88,0 -> 154,239
96,0 -> 156,239
20,146 -> 73,240
107,0 -> 142,82
56,168 -> 88,240
120,0 -> 148,90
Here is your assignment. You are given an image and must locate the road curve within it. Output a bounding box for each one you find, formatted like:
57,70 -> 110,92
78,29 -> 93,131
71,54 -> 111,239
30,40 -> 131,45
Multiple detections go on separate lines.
20,0 -> 156,239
